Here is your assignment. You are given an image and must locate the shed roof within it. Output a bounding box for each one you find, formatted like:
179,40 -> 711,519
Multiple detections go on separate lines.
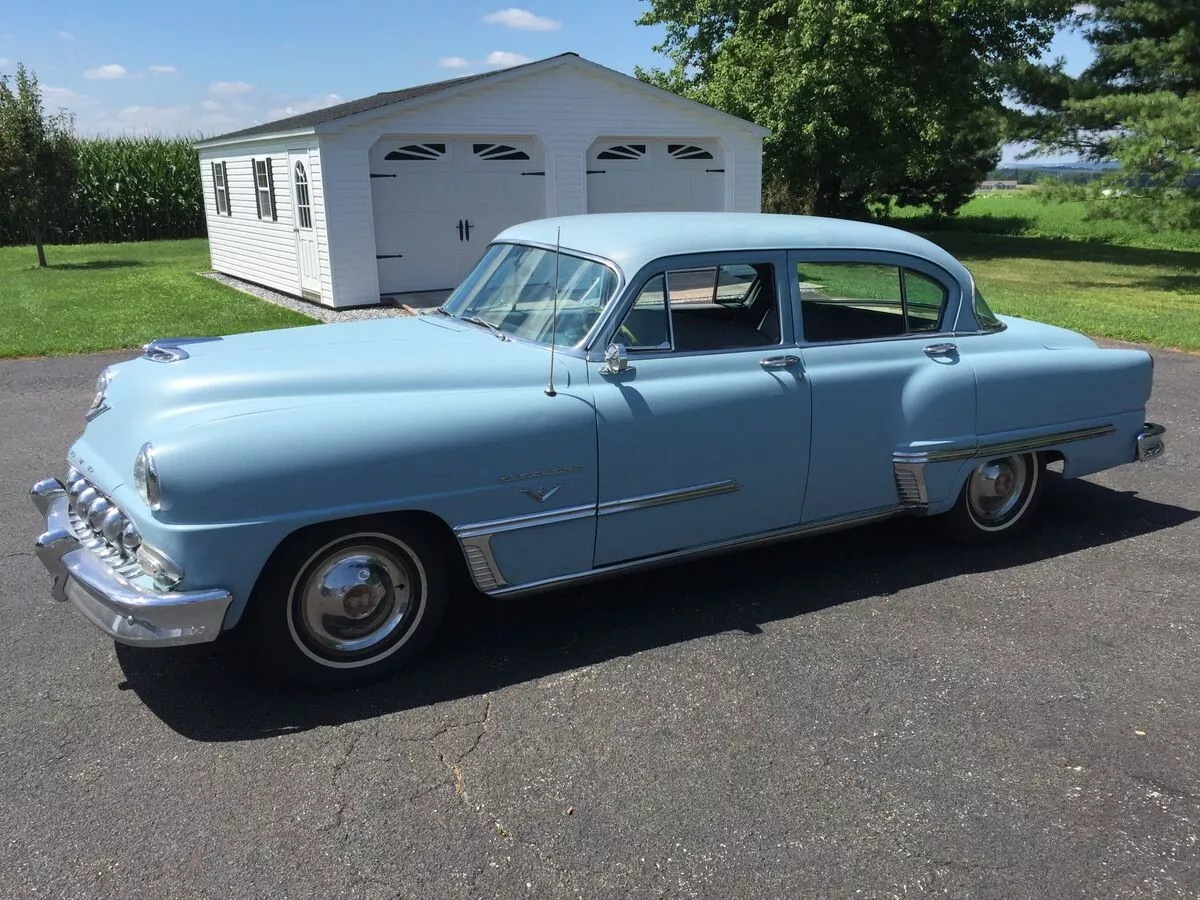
195,53 -> 769,148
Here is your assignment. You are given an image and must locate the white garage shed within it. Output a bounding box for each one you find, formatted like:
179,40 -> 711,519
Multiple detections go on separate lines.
195,53 -> 769,308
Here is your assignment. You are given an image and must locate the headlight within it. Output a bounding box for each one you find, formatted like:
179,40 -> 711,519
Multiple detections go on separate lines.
87,367 -> 115,418
132,443 -> 162,510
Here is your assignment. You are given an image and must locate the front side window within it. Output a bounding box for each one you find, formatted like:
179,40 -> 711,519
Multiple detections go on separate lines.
797,262 -> 948,342
615,263 -> 782,353
973,286 -> 1003,331
441,243 -> 620,347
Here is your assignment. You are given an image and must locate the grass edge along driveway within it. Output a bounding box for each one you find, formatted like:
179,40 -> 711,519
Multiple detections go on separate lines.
3,227 -> 1198,358
0,239 -> 314,359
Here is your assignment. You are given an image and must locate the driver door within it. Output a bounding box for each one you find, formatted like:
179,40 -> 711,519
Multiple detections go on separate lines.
588,253 -> 812,566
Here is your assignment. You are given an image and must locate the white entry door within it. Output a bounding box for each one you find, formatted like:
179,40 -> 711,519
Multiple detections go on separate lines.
370,138 -> 547,296
586,140 -> 726,213
289,150 -> 321,298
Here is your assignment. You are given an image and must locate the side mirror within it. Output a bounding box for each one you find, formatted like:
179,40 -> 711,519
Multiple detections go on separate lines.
601,342 -> 630,375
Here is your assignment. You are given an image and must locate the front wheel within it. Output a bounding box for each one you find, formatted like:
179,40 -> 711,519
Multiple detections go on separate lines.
249,517 -> 449,688
941,452 -> 1044,544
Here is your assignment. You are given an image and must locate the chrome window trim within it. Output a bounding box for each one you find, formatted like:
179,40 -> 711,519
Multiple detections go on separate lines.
589,250 -> 794,360
468,240 -> 626,353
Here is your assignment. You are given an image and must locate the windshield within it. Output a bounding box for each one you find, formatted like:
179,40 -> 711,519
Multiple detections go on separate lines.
441,243 -> 620,347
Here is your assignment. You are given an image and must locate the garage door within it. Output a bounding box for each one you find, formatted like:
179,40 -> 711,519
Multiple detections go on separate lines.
586,140 -> 726,213
370,138 -> 546,295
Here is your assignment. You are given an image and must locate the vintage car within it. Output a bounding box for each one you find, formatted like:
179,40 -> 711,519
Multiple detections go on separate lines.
31,213 -> 1166,687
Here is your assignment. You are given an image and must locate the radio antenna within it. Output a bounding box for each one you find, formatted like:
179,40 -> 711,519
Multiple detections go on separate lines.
545,226 -> 561,397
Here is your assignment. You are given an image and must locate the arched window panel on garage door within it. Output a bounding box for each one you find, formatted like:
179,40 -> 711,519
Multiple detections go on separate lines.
473,143 -> 531,161
384,143 -> 447,161
586,139 -> 726,213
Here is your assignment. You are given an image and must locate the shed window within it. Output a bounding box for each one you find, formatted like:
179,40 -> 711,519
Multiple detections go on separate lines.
253,158 -> 277,221
293,161 -> 313,230
211,162 -> 230,215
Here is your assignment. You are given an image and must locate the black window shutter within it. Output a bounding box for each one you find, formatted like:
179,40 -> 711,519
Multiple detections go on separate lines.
266,157 -> 277,221
222,161 -> 231,215
211,163 -> 221,214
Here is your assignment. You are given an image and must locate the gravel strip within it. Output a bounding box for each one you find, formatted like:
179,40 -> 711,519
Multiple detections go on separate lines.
203,272 -> 412,323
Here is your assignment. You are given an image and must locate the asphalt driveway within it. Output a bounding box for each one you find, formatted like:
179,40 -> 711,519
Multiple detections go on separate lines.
1,347 -> 1197,899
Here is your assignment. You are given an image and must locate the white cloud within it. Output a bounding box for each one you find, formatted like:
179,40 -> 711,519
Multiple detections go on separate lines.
58,31 -> 75,40
201,99 -> 222,111
438,56 -> 471,69
84,63 -> 130,80
266,93 -> 344,120
43,85 -> 91,108
148,64 -> 178,76
208,80 -> 253,94
482,8 -> 561,31
484,50 -> 531,68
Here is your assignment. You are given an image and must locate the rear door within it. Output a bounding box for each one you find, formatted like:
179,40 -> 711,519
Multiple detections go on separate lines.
790,252 -> 978,521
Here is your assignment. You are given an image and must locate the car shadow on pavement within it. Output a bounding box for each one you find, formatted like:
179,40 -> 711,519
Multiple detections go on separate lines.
116,476 -> 1197,742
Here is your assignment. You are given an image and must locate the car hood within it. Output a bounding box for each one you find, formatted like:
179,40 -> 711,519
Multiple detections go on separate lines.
73,315 -> 565,488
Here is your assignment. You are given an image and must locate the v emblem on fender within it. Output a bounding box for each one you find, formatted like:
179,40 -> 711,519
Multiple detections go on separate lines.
521,485 -> 561,503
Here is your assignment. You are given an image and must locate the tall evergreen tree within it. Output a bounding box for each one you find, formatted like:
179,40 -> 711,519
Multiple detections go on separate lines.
1009,1 -> 1200,226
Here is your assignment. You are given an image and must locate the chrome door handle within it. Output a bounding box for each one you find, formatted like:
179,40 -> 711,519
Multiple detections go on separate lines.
760,355 -> 802,370
923,342 -> 958,357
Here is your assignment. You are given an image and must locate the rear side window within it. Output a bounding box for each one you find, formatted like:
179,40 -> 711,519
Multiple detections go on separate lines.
796,262 -> 948,342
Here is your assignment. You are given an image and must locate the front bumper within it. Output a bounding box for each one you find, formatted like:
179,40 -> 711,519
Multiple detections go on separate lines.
31,478 -> 231,647
1136,422 -> 1166,461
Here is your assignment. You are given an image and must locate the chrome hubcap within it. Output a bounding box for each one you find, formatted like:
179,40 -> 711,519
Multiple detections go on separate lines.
967,455 -> 1028,524
296,545 -> 415,655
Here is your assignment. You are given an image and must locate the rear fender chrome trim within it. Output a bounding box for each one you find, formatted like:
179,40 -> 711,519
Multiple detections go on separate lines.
894,424 -> 1117,466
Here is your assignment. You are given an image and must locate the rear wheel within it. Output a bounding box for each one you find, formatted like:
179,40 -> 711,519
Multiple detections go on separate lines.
942,452 -> 1044,544
249,517 -> 448,688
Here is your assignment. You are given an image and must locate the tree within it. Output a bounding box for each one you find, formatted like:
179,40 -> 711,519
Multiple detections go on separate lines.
636,0 -> 1073,217
1008,1 -> 1200,227
0,63 -> 77,266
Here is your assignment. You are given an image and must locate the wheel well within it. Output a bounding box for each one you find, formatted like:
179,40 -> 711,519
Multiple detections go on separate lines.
237,509 -> 471,629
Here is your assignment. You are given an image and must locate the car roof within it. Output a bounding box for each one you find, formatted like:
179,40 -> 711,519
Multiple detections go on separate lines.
496,213 -> 970,284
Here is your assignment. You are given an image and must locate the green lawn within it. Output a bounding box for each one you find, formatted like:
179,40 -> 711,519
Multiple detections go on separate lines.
0,239 -> 315,359
885,192 -> 1200,351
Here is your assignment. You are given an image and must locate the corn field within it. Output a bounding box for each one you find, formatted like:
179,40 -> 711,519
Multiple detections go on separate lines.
0,135 -> 206,246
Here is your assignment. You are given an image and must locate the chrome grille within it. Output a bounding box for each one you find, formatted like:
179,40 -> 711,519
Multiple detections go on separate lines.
65,467 -> 143,578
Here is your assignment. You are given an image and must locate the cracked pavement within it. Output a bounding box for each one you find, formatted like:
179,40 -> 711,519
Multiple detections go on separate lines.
1,346 -> 1198,898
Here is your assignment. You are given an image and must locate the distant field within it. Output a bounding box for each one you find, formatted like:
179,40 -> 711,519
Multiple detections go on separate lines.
889,191 -> 1200,253
883,191 -> 1200,351
0,240 -> 314,359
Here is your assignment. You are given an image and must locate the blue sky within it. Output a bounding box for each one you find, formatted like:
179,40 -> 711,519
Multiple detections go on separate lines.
0,0 -> 1092,161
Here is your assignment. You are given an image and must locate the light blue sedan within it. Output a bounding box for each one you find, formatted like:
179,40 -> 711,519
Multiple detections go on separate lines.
31,213 -> 1166,687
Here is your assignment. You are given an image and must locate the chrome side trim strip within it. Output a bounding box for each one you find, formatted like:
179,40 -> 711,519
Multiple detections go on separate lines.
597,479 -> 741,517
893,424 -> 1117,465
453,503 -> 595,541
485,505 -> 904,599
